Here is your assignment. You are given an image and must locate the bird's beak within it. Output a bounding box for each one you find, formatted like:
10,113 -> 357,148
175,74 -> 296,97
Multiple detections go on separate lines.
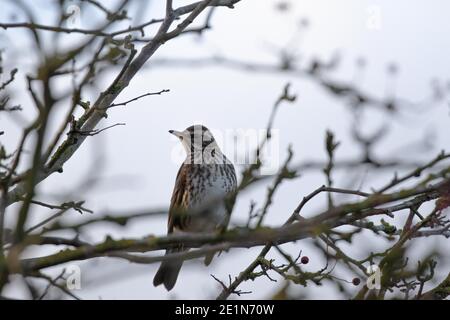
169,130 -> 183,139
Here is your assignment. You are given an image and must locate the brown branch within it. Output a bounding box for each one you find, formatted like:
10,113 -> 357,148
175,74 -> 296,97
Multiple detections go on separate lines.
0,19 -> 164,37
68,122 -> 126,136
376,151 -> 450,193
216,179 -> 445,300
419,272 -> 450,300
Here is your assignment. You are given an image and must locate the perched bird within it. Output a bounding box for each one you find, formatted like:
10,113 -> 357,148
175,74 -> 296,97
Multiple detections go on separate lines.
153,125 -> 237,291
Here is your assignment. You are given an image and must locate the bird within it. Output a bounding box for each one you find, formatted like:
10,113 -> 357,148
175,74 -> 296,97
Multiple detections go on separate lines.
153,124 -> 237,291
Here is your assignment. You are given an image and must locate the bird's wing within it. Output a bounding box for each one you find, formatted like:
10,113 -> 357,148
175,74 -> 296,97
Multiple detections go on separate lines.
167,163 -> 189,234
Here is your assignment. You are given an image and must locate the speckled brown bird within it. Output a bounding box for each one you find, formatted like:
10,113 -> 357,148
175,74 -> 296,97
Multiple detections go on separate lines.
153,125 -> 237,291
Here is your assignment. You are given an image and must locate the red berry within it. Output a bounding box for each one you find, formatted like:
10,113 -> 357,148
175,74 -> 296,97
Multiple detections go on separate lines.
352,278 -> 361,286
300,256 -> 309,264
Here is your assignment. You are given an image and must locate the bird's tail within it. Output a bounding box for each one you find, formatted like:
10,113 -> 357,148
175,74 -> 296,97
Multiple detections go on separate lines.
153,248 -> 184,291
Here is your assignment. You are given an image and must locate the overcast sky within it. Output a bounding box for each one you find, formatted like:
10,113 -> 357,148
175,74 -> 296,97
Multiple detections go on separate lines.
1,0 -> 450,299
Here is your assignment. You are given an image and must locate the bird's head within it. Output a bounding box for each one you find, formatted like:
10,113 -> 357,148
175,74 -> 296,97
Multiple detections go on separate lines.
169,125 -> 223,164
